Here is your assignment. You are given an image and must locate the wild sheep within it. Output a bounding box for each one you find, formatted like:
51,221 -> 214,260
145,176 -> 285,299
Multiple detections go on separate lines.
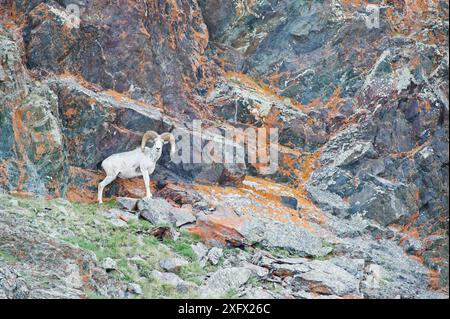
98,131 -> 176,204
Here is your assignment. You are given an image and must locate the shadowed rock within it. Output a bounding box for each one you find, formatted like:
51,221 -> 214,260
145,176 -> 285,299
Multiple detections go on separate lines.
201,267 -> 252,297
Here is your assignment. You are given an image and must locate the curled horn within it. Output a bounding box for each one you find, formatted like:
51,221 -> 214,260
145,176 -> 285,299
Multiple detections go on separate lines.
141,130 -> 159,151
160,132 -> 176,156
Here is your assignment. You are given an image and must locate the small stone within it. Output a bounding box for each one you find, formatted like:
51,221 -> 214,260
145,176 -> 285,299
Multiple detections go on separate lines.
240,262 -> 270,277
106,208 -> 138,223
273,257 -> 308,265
193,200 -> 209,210
176,281 -> 198,294
207,247 -> 223,265
361,264 -> 383,290
140,210 -> 168,225
151,270 -> 189,289
171,207 -> 196,227
150,226 -> 178,241
202,267 -> 252,296
282,276 -> 292,287
127,283 -> 142,295
160,257 -> 188,273
271,263 -> 310,277
9,199 -> 19,207
330,257 -> 365,279
280,196 -> 298,210
236,250 -> 251,262
334,141 -> 375,167
137,198 -> 173,225
363,223 -> 386,238
191,242 -> 208,267
294,260 -> 360,296
101,258 -> 117,271
62,264 -> 83,289
318,246 -> 334,256
294,291 -> 343,299
262,222 -> 326,257
128,256 -> 146,263
151,270 -> 183,286
117,197 -> 139,211
139,198 -> 196,227
306,186 -> 350,218
109,218 -> 128,228
402,237 -> 423,255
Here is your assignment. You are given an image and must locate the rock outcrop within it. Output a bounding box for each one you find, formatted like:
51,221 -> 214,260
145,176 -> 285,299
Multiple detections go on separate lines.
0,0 -> 448,298
0,175 -> 448,299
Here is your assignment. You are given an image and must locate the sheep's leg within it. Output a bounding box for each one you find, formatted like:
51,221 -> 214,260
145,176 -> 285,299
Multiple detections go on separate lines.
141,169 -> 152,199
98,175 -> 117,204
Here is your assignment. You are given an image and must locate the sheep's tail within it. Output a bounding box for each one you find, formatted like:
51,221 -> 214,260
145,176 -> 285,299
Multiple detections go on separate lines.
141,130 -> 159,152
160,132 -> 176,156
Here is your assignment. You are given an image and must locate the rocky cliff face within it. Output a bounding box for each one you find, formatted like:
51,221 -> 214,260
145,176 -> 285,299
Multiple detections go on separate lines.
0,0 -> 448,298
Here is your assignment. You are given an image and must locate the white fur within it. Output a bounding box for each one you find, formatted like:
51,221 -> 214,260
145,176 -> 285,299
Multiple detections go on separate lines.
98,135 -> 174,203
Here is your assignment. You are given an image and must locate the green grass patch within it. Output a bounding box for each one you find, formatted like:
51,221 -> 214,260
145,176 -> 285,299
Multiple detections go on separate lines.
172,242 -> 196,260
63,236 -> 100,252
1,194 -> 242,299
0,249 -> 19,263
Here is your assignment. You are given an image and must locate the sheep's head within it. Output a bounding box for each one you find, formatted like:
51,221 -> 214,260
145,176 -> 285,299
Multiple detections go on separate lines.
141,131 -> 176,157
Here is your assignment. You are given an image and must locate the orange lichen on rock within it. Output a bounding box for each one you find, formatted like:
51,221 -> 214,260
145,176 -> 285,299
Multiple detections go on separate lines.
190,186 -> 306,244
299,151 -> 321,185
302,97 -> 323,109
385,0 -> 439,38
66,166 -> 104,203
193,175 -> 325,232
226,71 -> 301,108
392,212 -> 422,241
263,107 -> 283,130
34,143 -> 46,161
103,89 -> 133,103
325,88 -> 344,119
115,178 -> 152,199
11,108 -> 28,193
340,0 -> 368,7
64,105 -> 80,118
420,100 -> 432,113
277,152 -> 300,180
59,71 -> 103,91
0,161 -> 9,188
429,269 -> 442,290
189,214 -> 247,247
391,138 -> 431,159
